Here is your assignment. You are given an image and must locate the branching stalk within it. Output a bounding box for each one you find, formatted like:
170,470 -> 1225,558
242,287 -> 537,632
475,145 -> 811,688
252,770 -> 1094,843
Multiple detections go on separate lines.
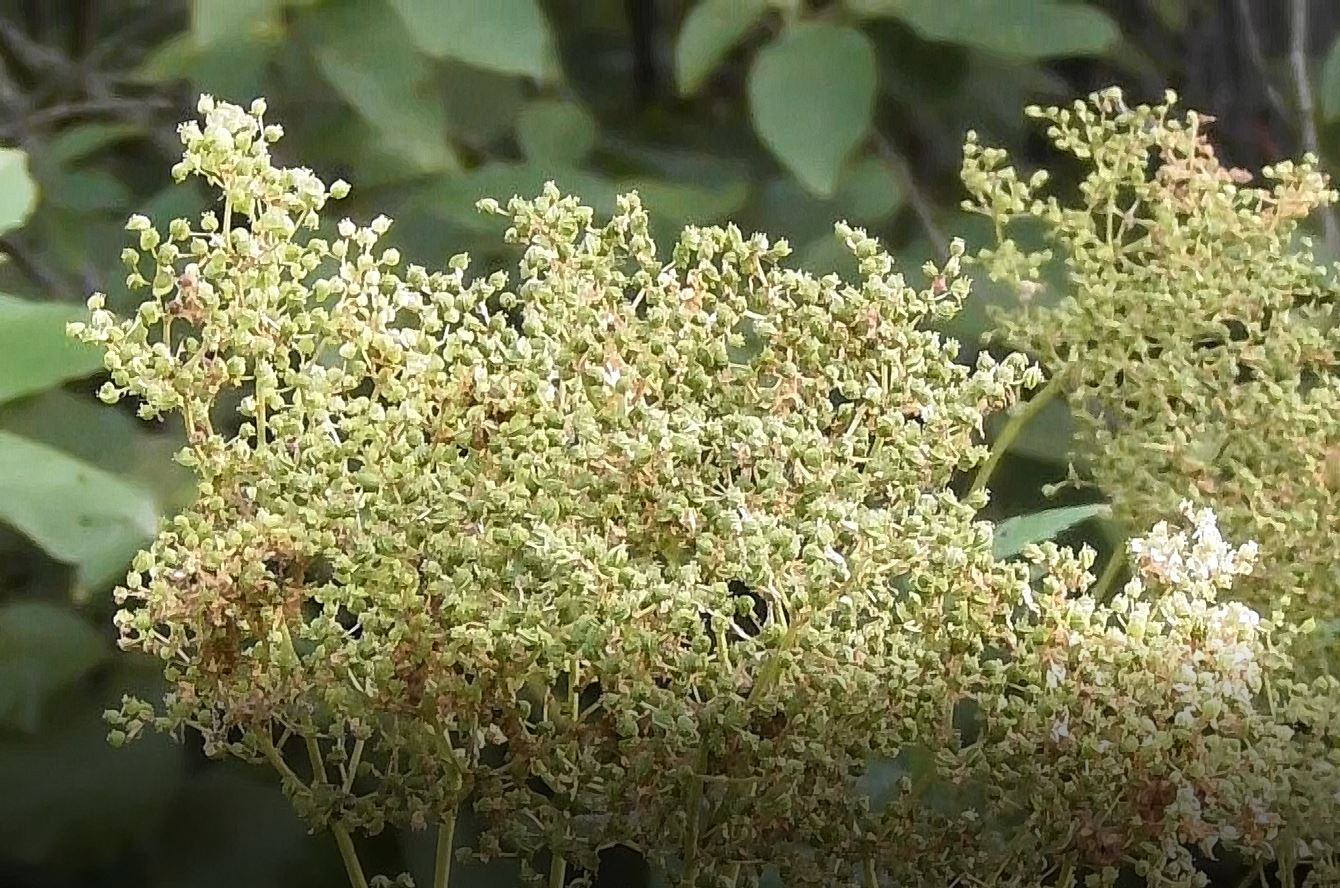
434,812 -> 458,888
970,373 -> 1066,498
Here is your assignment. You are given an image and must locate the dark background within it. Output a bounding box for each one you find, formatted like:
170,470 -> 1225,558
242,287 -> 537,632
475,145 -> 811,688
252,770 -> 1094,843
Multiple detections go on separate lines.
0,1 -> 1338,886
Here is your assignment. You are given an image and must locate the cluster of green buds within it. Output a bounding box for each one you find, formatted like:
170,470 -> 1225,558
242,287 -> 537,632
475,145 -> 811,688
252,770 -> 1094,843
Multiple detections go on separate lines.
71,95 -> 1340,888
962,87 -> 1340,674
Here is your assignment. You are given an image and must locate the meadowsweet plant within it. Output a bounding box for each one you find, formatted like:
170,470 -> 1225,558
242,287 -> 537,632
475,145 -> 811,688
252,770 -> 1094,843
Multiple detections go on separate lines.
961,87 -> 1340,671
73,96 -> 1340,888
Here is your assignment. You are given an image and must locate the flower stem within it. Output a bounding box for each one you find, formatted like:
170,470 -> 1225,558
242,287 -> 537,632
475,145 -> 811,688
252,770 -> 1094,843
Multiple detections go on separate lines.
549,853 -> 567,888
681,765 -> 703,888
433,811 -> 458,888
1091,540 -> 1127,602
863,856 -> 879,888
333,825 -> 370,888
970,373 -> 1066,499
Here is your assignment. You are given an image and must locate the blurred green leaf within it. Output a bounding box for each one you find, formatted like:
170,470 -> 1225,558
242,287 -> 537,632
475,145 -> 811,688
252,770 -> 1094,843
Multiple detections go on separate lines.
517,99 -> 598,167
748,23 -> 877,196
751,153 -> 902,258
993,503 -> 1111,559
192,0 -> 278,46
136,29 -> 276,101
619,176 -> 750,227
675,0 -> 769,96
850,0 -> 1119,59
0,430 -> 159,595
418,164 -> 619,232
308,0 -> 458,172
1148,0 -> 1188,29
0,148 -> 38,236
442,62 -> 527,145
0,389 -> 194,510
835,154 -> 903,220
44,123 -> 142,166
857,745 -> 982,817
1322,34 -> 1340,123
44,169 -> 133,214
619,175 -> 751,249
0,294 -> 106,403
0,659 -> 183,866
0,600 -> 109,732
983,396 -> 1077,464
387,0 -> 554,79
156,767 -> 335,888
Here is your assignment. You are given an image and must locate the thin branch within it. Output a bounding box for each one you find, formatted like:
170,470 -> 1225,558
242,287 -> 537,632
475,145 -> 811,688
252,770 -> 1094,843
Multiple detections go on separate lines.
872,130 -> 950,260
1232,0 -> 1292,129
0,234 -> 75,299
1289,0 -> 1340,255
17,93 -> 173,131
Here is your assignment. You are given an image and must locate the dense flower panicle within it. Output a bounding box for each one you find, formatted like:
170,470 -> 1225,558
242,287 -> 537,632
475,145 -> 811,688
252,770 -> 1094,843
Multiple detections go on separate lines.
72,95 -> 1340,887
962,87 -> 1340,673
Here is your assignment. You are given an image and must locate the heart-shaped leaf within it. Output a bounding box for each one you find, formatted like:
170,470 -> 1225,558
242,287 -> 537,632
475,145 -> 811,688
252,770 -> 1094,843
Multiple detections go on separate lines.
675,0 -> 769,96
748,23 -> 877,197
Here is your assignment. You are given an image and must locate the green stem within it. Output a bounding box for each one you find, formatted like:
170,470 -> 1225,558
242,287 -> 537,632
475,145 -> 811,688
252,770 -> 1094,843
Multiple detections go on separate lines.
343,737 -> 365,794
333,825 -> 371,888
258,733 -> 306,789
433,812 -> 458,888
970,373 -> 1066,499
681,766 -> 703,888
273,622 -> 367,888
548,853 -> 567,888
863,856 -> 879,888
1233,864 -> 1264,888
1091,541 -> 1127,602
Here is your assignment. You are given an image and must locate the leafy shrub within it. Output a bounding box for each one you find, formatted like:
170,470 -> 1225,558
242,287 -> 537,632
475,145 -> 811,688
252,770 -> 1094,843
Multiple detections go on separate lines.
70,95 -> 1340,888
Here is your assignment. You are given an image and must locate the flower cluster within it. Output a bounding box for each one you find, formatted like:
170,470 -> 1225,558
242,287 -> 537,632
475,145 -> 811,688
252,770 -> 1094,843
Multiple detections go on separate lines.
73,96 -> 1340,888
962,87 -> 1340,673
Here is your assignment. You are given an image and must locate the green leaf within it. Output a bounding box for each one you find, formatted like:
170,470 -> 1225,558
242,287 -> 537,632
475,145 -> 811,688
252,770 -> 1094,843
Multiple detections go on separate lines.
0,294 -> 106,403
1322,35 -> 1340,123
748,23 -> 877,196
993,503 -> 1111,560
857,745 -> 983,817
44,123 -> 142,166
618,176 -> 751,227
156,768 -> 334,888
619,175 -> 752,250
0,660 -> 183,865
983,396 -> 1076,464
0,601 -> 109,732
44,169 -> 132,214
516,99 -> 597,168
835,154 -> 902,220
0,389 -> 194,511
192,0 -> 278,46
675,0 -> 770,96
850,0 -> 1119,59
386,0 -> 555,79
750,154 -> 903,265
0,430 -> 160,594
417,164 -> 618,233
0,148 -> 38,236
308,1 -> 458,173
442,62 -> 527,145
134,29 -> 276,101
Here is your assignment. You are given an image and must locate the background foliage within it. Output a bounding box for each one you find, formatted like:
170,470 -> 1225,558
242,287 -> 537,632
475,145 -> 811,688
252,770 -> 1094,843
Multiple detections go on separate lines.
2,1 -> 1340,886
